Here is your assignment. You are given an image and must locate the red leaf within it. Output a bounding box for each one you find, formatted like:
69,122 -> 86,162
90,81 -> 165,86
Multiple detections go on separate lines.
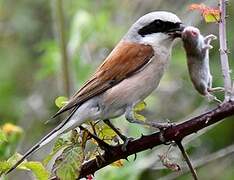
188,3 -> 206,12
188,3 -> 220,23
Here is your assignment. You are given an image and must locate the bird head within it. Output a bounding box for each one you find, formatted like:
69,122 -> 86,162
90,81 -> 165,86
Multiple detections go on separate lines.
124,11 -> 184,49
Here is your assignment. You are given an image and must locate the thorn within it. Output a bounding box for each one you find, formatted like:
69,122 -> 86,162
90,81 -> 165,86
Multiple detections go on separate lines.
133,153 -> 137,161
125,157 -> 129,162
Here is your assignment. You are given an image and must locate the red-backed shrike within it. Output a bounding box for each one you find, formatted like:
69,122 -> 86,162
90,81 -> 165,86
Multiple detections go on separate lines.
7,11 -> 184,173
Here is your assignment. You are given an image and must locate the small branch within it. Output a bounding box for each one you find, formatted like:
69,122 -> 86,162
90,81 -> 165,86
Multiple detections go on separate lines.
231,83 -> 234,101
219,0 -> 232,101
176,141 -> 198,180
54,0 -> 71,96
159,143 -> 234,180
79,126 -> 112,150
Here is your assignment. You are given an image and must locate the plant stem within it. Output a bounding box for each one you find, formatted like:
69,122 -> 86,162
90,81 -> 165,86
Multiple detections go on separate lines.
232,84 -> 234,101
219,0 -> 232,101
176,141 -> 198,180
55,0 -> 70,97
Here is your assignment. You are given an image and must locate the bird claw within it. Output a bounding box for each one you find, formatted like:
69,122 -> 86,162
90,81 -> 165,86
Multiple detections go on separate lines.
149,121 -> 175,145
121,137 -> 134,151
206,93 -> 222,104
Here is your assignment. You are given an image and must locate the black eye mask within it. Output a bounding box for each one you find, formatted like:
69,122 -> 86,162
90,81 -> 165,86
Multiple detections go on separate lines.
138,19 -> 182,36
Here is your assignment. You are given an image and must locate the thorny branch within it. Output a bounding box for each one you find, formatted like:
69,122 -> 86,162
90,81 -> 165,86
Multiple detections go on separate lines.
218,0 -> 232,101
39,101 -> 233,179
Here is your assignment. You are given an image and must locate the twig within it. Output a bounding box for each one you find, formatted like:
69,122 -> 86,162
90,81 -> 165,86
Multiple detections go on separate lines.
219,0 -> 232,101
176,141 -> 198,180
158,143 -> 234,180
79,126 -> 112,150
54,0 -> 70,96
231,83 -> 234,101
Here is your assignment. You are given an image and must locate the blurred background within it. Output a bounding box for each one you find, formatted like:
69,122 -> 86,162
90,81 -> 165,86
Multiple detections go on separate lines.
0,0 -> 234,179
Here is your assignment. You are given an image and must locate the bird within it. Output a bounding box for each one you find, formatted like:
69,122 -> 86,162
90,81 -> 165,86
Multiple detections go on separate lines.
6,11 -> 184,174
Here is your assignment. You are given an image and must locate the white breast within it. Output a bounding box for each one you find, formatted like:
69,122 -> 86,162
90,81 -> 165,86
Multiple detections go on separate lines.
100,48 -> 171,118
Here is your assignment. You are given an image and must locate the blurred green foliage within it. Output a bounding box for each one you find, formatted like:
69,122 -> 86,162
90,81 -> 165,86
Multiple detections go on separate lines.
0,0 -> 234,179
0,123 -> 23,160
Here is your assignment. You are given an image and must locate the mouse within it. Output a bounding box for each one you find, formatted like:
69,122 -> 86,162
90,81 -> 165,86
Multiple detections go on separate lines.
182,26 -> 223,103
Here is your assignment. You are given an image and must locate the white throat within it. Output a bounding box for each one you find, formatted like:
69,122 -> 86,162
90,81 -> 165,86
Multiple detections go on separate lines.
141,33 -> 173,49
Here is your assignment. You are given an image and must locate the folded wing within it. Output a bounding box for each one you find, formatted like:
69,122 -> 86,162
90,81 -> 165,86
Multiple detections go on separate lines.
53,41 -> 154,117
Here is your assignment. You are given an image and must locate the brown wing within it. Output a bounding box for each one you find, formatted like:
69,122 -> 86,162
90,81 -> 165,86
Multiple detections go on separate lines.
53,41 -> 154,117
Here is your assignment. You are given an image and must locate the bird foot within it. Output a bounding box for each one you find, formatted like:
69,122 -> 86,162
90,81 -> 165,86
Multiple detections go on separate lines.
121,137 -> 134,151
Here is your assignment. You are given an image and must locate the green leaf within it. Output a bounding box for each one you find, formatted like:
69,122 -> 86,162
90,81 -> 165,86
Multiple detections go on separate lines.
0,161 -> 11,175
94,124 -> 117,143
55,96 -> 68,108
0,129 -> 7,143
7,153 -> 29,170
54,146 -> 84,180
43,138 -> 69,165
203,13 -> 220,23
134,113 -> 146,122
7,153 -> 25,166
0,153 -> 28,175
133,101 -> 147,122
23,161 -> 50,180
134,101 -> 146,112
0,153 -> 50,179
100,124 -> 117,138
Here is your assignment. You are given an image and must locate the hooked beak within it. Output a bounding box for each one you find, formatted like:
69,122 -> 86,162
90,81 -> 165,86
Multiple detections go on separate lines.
168,23 -> 186,38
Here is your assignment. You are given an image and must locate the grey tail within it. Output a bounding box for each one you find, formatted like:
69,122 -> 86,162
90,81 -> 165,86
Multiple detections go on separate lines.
5,105 -> 79,175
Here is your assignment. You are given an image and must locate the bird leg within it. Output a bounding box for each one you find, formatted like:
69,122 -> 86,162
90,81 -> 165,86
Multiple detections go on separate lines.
125,103 -> 173,129
125,104 -> 175,145
125,102 -> 148,125
103,119 -> 134,151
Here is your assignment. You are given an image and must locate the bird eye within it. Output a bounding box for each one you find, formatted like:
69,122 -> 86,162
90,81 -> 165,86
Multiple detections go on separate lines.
154,20 -> 162,26
154,20 -> 166,31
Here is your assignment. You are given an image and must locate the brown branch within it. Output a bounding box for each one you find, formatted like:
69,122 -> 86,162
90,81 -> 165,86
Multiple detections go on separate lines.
45,100 -> 234,179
